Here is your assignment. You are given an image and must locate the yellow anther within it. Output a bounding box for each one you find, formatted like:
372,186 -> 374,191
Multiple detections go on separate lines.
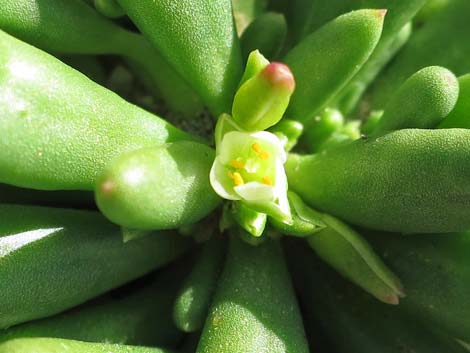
259,151 -> 269,160
229,160 -> 245,169
252,142 -> 269,160
232,172 -> 245,186
261,176 -> 273,185
251,142 -> 262,153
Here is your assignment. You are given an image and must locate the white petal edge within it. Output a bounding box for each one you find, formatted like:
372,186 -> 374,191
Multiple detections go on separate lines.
250,131 -> 287,163
234,181 -> 275,201
209,157 -> 240,201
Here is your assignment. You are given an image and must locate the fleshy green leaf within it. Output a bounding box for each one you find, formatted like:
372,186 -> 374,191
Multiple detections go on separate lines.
284,9 -> 385,121
308,214 -> 404,304
117,0 -> 243,115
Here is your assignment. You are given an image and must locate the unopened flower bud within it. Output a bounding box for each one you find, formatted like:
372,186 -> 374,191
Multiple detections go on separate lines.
232,62 -> 295,131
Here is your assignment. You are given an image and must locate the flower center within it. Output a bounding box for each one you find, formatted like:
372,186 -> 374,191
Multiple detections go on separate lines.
226,142 -> 274,187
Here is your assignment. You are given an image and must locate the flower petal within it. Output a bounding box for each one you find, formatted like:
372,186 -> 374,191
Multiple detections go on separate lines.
210,157 -> 240,200
251,131 -> 287,163
219,131 -> 251,164
234,181 -> 275,201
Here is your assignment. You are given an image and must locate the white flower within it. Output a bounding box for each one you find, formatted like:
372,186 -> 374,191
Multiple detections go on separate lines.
210,127 -> 291,223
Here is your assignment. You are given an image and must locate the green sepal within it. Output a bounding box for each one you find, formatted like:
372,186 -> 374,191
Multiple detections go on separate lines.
231,202 -> 267,237
270,191 -> 325,237
236,227 -> 267,246
244,199 -> 291,225
239,50 -> 270,86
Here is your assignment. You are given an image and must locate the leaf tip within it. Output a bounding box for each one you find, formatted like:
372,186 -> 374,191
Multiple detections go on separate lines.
376,9 -> 388,19
99,179 -> 115,196
382,293 -> 399,305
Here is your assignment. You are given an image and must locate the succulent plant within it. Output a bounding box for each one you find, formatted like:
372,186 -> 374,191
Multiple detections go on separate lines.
1,0 -> 470,352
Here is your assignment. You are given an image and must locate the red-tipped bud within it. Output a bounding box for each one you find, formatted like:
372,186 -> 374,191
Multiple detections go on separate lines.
232,60 -> 296,131
262,62 -> 296,92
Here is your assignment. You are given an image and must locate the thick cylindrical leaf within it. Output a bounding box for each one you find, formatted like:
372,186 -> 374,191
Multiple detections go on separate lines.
369,0 -> 470,109
308,214 -> 404,304
0,0 -> 202,116
173,238 -> 226,332
0,266 -> 185,347
117,0 -> 243,115
0,338 -> 172,353
292,0 -> 426,114
196,236 -> 308,353
334,22 -> 412,114
284,9 -> 385,121
287,242 -> 467,353
0,30 -> 192,191
287,129 -> 470,233
0,204 -> 189,329
373,66 -> 458,134
367,231 -> 470,341
95,142 -> 220,230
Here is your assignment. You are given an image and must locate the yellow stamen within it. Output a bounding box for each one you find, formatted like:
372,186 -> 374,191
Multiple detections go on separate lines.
232,172 -> 244,186
229,160 -> 245,169
251,142 -> 262,153
262,176 -> 273,185
252,142 -> 270,160
259,151 -> 269,160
